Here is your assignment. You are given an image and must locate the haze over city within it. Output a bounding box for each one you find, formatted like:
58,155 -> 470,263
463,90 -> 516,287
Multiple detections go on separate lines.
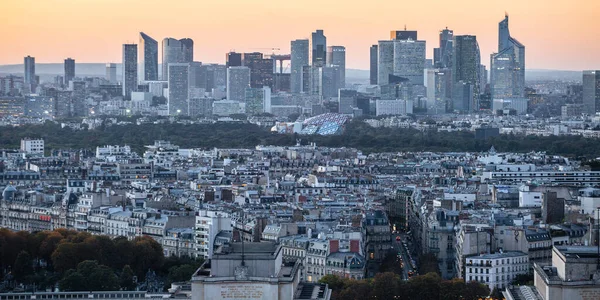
2,0 -> 599,70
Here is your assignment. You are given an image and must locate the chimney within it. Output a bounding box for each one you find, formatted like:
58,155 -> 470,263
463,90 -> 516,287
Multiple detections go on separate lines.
350,240 -> 360,253
329,240 -> 339,254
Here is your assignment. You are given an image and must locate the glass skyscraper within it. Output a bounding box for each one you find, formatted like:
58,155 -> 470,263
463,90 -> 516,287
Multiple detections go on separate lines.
162,37 -> 194,80
310,30 -> 326,67
122,44 -> 138,99
64,58 -> 75,84
583,70 -> 600,115
490,15 -> 525,101
139,32 -> 158,82
452,35 -> 481,111
291,39 -> 309,94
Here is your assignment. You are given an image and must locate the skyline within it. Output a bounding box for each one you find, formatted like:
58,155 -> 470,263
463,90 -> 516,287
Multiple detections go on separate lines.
1,0 -> 599,71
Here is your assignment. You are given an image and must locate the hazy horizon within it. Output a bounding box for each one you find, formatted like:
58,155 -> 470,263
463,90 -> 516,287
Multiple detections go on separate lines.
2,0 -> 599,70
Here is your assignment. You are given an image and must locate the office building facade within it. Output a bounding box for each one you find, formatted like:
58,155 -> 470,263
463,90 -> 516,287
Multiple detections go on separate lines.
490,15 -> 525,101
162,38 -> 194,80
311,30 -> 327,67
64,58 -> 75,84
122,44 -> 138,99
291,39 -> 309,94
24,56 -> 35,89
452,35 -> 481,111
370,45 -> 378,85
434,28 -> 454,69
326,46 -> 346,88
377,41 -> 394,86
106,63 -> 117,84
168,63 -> 190,115
583,70 -> 600,115
139,32 -> 158,82
226,66 -> 250,102
393,39 -> 426,85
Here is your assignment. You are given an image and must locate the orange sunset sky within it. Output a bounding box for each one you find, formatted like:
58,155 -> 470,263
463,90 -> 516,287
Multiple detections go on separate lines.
1,0 -> 599,70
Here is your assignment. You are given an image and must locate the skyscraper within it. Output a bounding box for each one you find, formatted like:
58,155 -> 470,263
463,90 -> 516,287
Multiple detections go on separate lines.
24,56 -> 35,88
490,15 -> 525,101
106,63 -> 117,84
245,86 -> 271,115
139,32 -> 158,82
427,69 -> 451,114
310,30 -> 326,67
162,37 -> 194,80
326,46 -> 346,88
122,44 -> 138,99
291,39 -> 309,94
226,52 -> 242,68
242,52 -> 273,88
452,35 -> 481,111
392,39 -> 426,85
370,45 -> 378,85
168,63 -> 190,115
583,70 -> 600,115
377,40 -> 394,86
433,28 -> 454,68
64,58 -> 75,84
226,66 -> 250,102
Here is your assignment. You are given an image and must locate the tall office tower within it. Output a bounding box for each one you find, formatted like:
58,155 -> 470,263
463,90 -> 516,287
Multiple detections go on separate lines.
583,71 -> 600,115
106,63 -> 117,84
139,32 -> 158,82
71,81 -> 86,117
393,39 -> 426,85
426,69 -> 451,114
291,39 -> 309,93
377,41 -> 394,85
226,66 -> 250,101
122,44 -> 138,99
370,45 -> 378,85
326,46 -> 346,88
338,89 -> 357,114
168,63 -> 190,115
162,38 -> 194,80
242,52 -> 273,88
245,86 -> 271,115
310,30 -> 326,67
452,35 -> 481,111
24,56 -> 36,88
480,64 -> 488,90
226,52 -> 242,68
64,58 -> 75,84
321,65 -> 342,98
490,15 -> 525,101
452,81 -> 474,112
433,28 -> 454,68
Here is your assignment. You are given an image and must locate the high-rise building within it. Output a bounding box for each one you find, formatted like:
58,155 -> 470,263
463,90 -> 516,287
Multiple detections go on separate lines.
370,45 -> 378,85
139,32 -> 158,82
64,58 -> 75,84
326,46 -> 346,88
427,69 -> 451,114
490,15 -> 525,101
393,39 -> 426,85
377,40 -> 394,86
452,35 -> 481,111
452,81 -> 474,113
321,66 -> 342,98
162,37 -> 194,80
245,86 -> 271,115
310,30 -> 327,67
583,70 -> 600,115
106,63 -> 117,84
390,30 -> 418,41
226,52 -> 242,68
338,89 -> 357,114
168,63 -> 190,115
291,39 -> 309,94
226,66 -> 250,102
122,44 -> 138,99
242,52 -> 273,88
434,28 -> 453,68
24,56 -> 35,88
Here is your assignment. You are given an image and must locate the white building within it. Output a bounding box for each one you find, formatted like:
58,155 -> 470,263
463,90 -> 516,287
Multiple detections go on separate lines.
492,98 -> 529,114
375,99 -> 413,116
95,145 -> 132,160
519,185 -> 543,208
20,138 -> 44,154
195,210 -> 232,259
465,251 -> 529,291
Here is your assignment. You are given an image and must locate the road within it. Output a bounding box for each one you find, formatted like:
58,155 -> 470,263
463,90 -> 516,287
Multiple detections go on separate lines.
394,233 -> 416,280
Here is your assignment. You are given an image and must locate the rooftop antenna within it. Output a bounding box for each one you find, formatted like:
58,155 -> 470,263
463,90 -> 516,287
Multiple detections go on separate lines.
404,24 -> 407,31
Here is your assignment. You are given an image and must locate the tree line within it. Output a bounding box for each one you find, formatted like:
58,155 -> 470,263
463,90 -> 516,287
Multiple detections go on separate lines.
1,119 -> 600,157
0,229 -> 202,292
319,272 -> 490,300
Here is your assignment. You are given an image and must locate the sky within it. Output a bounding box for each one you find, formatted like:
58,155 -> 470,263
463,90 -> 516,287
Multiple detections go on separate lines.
1,0 -> 599,70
